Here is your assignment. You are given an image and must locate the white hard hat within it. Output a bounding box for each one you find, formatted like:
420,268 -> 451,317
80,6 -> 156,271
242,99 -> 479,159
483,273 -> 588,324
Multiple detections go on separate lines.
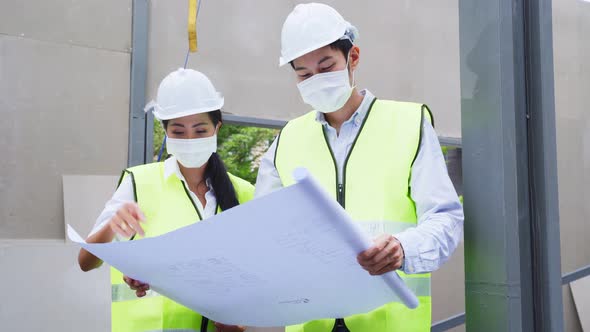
279,3 -> 358,67
144,68 -> 224,120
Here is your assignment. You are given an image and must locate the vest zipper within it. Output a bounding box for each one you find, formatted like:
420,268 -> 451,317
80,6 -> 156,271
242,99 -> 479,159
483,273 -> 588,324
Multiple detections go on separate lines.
320,98 -> 377,331
323,98 -> 378,209
322,126 -> 344,209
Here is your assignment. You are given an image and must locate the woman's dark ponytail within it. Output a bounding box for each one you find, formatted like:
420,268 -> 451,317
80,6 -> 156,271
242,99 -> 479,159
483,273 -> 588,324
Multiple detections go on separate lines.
205,111 -> 240,211
205,152 -> 240,211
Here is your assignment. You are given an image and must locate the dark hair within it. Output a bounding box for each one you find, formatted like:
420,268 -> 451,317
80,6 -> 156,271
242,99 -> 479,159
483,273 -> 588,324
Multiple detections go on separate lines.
162,110 -> 240,211
290,39 -> 353,69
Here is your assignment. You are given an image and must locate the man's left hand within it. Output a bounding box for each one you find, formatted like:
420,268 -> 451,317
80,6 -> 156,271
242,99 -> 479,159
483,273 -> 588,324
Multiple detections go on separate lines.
357,234 -> 404,275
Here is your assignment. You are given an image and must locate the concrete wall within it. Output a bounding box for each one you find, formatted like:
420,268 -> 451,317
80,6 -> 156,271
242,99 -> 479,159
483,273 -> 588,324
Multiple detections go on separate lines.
553,0 -> 590,331
0,240 -> 111,331
0,0 -> 130,330
0,0 -> 131,239
146,0 -> 461,138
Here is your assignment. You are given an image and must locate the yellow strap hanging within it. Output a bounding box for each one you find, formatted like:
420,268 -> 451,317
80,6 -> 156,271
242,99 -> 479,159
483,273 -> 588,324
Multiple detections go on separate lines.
188,0 -> 198,52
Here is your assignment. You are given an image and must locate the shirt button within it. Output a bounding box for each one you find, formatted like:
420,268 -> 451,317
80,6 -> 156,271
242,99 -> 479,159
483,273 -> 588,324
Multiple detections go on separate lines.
354,118 -> 361,126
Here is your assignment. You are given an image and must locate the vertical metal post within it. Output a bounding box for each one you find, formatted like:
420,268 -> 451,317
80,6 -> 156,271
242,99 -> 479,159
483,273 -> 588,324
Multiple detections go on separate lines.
459,0 -> 563,330
523,0 -> 564,330
145,105 -> 154,163
128,0 -> 150,167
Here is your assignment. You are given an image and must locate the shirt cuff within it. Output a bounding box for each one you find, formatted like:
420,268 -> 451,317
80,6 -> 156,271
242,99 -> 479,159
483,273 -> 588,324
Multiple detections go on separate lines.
395,230 -> 423,274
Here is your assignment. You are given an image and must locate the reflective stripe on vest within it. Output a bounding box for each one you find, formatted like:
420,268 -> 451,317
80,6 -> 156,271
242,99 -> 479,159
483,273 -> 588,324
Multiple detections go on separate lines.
112,284 -> 160,302
110,162 -> 254,332
276,99 -> 433,332
398,276 -> 430,298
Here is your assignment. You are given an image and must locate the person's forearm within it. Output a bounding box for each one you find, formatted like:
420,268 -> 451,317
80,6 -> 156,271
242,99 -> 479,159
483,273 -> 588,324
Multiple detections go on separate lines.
78,225 -> 115,272
395,209 -> 463,274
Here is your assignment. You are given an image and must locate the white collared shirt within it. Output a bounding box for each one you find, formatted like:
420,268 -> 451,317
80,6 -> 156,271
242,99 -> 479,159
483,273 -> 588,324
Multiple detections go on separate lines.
89,156 -> 217,240
255,89 -> 464,274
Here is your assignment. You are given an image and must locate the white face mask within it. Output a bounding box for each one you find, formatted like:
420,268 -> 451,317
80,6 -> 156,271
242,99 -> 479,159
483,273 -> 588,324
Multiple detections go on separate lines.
166,134 -> 217,168
296,60 -> 355,113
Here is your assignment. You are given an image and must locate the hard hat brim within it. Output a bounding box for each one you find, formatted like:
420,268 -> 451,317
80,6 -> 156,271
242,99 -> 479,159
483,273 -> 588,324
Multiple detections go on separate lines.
151,99 -> 224,121
279,37 -> 341,67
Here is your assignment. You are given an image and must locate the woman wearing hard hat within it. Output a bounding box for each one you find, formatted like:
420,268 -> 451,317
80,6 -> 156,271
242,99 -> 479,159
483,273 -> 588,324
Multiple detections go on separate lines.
255,3 -> 463,332
78,68 -> 250,332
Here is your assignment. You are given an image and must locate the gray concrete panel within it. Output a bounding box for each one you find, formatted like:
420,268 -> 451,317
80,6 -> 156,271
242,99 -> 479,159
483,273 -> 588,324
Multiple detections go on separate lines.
563,285 -> 583,332
63,175 -> 120,241
0,0 -> 132,53
552,0 -> 590,330
0,36 -> 129,239
0,241 -> 110,332
570,275 -> 590,331
553,0 -> 590,274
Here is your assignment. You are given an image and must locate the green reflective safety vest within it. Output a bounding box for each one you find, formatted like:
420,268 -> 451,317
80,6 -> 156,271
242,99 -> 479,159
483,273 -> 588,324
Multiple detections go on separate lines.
110,162 -> 254,332
275,99 -> 433,332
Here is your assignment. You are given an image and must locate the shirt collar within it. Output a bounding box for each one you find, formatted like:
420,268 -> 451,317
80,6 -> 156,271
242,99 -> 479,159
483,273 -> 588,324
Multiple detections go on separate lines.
163,156 -> 213,189
164,156 -> 181,180
314,89 -> 376,127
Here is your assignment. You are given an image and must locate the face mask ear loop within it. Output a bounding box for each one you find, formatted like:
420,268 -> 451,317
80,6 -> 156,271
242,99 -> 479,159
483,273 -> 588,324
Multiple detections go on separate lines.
346,48 -> 356,89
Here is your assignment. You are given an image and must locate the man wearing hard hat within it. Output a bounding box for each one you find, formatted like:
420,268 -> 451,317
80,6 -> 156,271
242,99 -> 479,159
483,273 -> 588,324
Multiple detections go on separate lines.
255,3 -> 464,332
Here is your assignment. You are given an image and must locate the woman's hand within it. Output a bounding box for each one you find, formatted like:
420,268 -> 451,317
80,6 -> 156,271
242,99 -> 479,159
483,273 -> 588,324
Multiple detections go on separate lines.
108,202 -> 146,238
123,276 -> 150,297
214,322 -> 247,332
79,202 -> 145,271
357,234 -> 404,275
